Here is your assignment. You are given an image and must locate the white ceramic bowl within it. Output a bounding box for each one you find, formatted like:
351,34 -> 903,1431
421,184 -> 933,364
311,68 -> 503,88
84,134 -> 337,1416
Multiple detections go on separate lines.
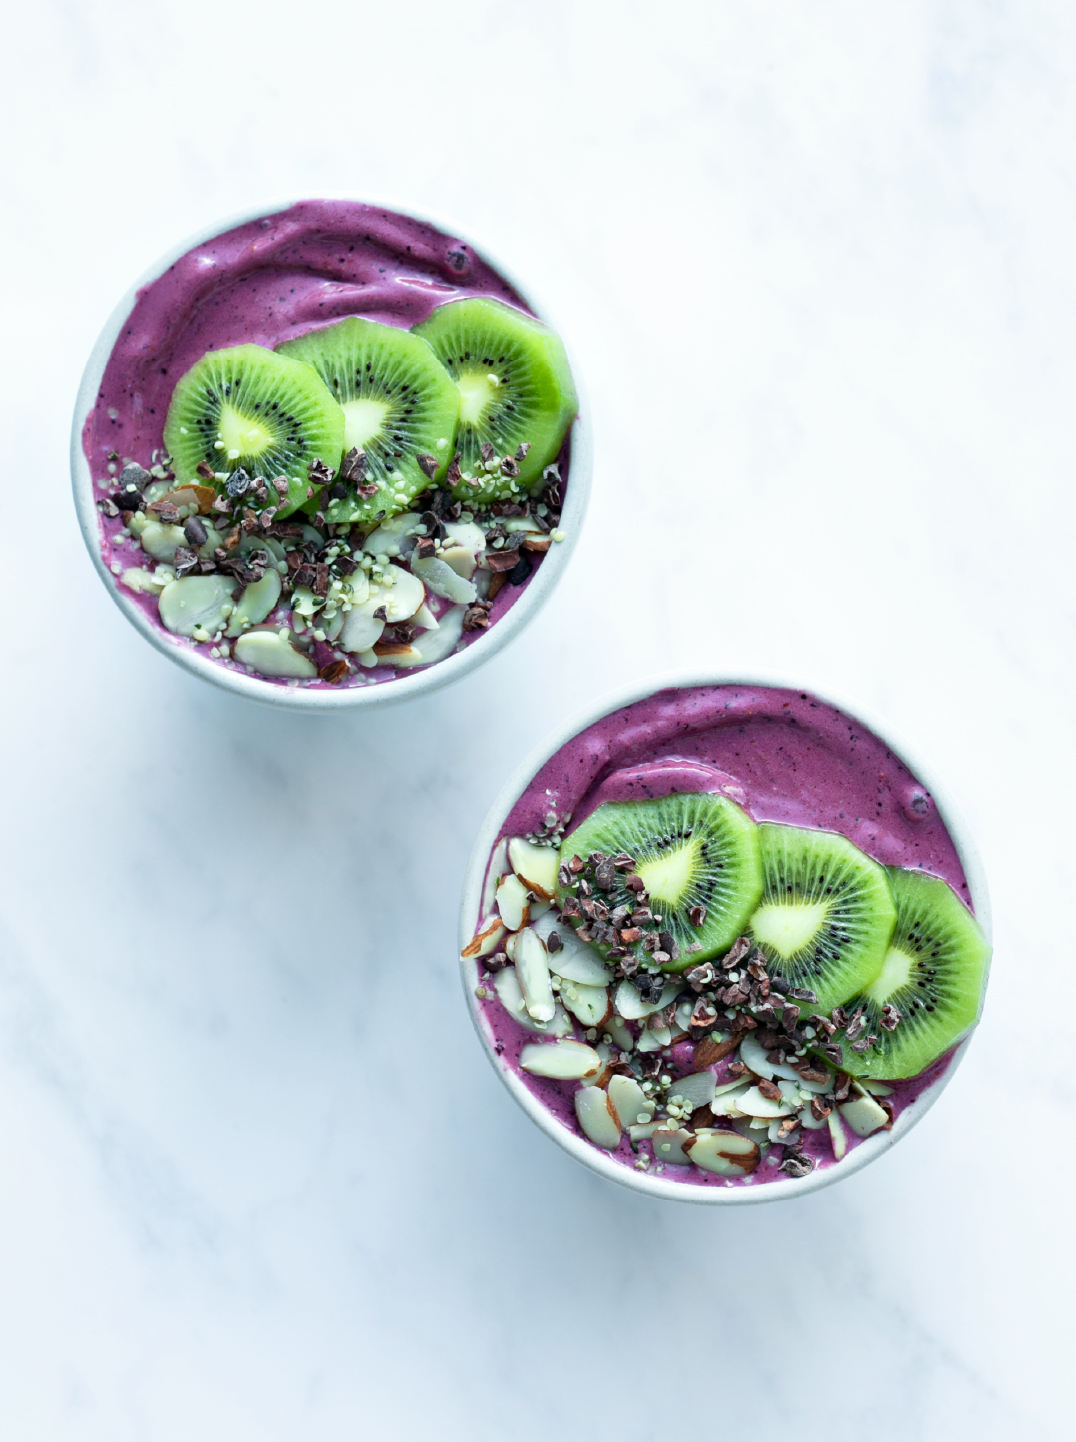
459,671 -> 992,1205
70,197 -> 592,711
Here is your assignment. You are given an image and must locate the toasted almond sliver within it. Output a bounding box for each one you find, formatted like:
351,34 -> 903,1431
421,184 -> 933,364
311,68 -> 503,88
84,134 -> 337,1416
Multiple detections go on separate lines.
461,917 -> 505,959
496,873 -> 530,931
532,913 -> 611,984
491,967 -> 571,1036
507,837 -> 559,900
687,1129 -> 760,1176
575,1086 -> 621,1149
515,928 -> 555,1023
608,1075 -> 653,1128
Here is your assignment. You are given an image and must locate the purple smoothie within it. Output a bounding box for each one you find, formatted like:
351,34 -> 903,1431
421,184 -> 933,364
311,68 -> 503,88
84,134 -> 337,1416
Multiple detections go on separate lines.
82,200 -> 574,689
473,684 -> 974,1190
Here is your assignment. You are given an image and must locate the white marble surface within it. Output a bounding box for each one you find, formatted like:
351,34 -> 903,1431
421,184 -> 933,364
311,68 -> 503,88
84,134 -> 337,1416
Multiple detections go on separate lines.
1,1 -> 1073,1436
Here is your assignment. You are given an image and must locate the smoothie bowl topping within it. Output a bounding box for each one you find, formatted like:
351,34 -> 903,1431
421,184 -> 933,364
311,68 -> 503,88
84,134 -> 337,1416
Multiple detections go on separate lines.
461,685 -> 991,1193
79,202 -> 580,692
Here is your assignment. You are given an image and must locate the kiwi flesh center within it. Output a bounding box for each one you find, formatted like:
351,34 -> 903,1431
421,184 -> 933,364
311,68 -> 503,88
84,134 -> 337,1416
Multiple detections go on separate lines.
635,838 -> 701,908
865,945 -> 914,1006
456,368 -> 501,426
219,403 -> 274,460
751,899 -> 832,958
341,396 -> 390,452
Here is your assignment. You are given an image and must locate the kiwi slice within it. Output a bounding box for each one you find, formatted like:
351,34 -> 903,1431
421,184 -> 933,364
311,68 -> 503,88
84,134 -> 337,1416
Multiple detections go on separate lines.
163,344 -> 344,518
276,317 -> 460,525
556,792 -> 763,969
834,868 -> 990,1079
748,824 -> 897,1014
412,297 -> 577,505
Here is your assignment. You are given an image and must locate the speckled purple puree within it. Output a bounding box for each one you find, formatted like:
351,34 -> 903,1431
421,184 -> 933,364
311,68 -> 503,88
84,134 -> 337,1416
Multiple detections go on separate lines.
476,684 -> 972,1189
82,199 -> 572,689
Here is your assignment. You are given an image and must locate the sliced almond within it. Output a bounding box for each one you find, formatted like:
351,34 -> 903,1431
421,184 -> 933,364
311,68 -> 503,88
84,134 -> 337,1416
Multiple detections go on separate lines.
560,980 -> 611,1029
828,1109 -> 848,1160
614,979 -> 682,1021
507,837 -> 559,900
443,519 -> 486,555
735,1085 -> 794,1119
491,967 -> 571,1037
739,1030 -> 803,1082
520,1039 -> 602,1080
709,1082 -> 752,1117
687,1129 -> 760,1177
636,1025 -> 671,1052
362,512 -> 422,557
398,602 -> 466,667
503,931 -> 519,962
515,927 -> 555,1023
608,1075 -> 653,1127
232,628 -> 318,678
158,574 -> 238,637
666,1072 -> 717,1111
629,1121 -> 663,1142
521,534 -> 552,553
339,607 -> 385,654
496,872 -> 531,931
481,838 -> 509,920
838,1094 -> 889,1138
859,1080 -> 894,1097
225,569 -> 282,637
532,914 -> 611,984
412,601 -> 439,631
409,553 -> 477,604
461,917 -> 506,959
574,1086 -> 621,1149
603,1015 -> 634,1053
440,544 -> 478,580
139,519 -> 189,562
370,564 -> 425,622
651,1128 -> 694,1166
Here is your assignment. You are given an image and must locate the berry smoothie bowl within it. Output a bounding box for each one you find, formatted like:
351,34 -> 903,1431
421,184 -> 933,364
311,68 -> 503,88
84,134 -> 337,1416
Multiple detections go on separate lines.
459,675 -> 991,1204
71,198 -> 590,710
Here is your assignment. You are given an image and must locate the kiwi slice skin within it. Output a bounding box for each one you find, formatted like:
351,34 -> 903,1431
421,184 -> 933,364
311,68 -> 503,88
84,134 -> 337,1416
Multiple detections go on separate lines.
413,297 -> 577,505
277,318 -> 460,526
163,344 -> 344,519
748,824 -> 897,1016
835,868 -> 990,1079
556,792 -> 763,970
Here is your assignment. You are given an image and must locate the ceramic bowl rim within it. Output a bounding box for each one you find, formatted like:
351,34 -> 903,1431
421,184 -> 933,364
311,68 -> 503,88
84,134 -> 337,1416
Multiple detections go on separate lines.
69,193 -> 592,711
458,670 -> 991,1205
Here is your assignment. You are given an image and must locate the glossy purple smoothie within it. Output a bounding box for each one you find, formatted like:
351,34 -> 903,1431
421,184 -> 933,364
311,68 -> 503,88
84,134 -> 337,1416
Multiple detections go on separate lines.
476,684 -> 972,1190
82,200 -> 571,688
